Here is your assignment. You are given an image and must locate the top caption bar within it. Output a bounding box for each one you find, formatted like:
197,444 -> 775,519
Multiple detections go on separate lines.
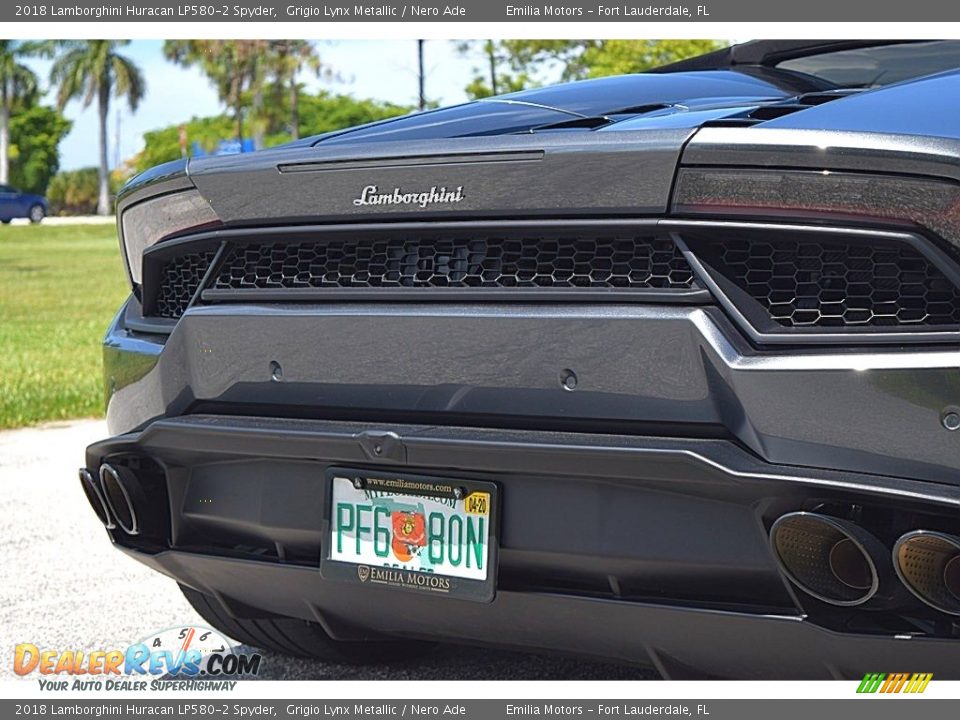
6,0 -> 960,21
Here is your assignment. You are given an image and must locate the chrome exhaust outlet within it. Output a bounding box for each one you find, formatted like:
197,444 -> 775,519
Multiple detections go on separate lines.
98,464 -> 141,536
770,512 -> 889,606
893,531 -> 960,616
79,468 -> 115,529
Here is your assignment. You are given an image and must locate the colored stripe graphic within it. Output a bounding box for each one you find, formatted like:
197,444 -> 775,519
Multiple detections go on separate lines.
911,674 -> 933,694
858,673 -> 931,694
857,673 -> 885,693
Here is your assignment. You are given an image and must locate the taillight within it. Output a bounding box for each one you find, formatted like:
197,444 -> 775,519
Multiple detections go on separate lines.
672,168 -> 960,250
119,189 -> 220,285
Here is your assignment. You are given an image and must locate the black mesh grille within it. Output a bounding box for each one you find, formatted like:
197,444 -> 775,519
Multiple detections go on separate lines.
693,237 -> 960,329
211,236 -> 695,291
154,250 -> 216,319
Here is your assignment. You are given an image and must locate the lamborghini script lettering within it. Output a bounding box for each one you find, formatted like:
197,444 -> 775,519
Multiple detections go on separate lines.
353,184 -> 465,209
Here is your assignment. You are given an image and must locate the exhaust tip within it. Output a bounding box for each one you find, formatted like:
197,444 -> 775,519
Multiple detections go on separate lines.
770,512 -> 881,606
99,464 -> 140,536
894,531 -> 960,616
79,468 -> 115,529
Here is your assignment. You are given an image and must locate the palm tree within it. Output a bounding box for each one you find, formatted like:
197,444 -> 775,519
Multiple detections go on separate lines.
50,40 -> 145,215
0,41 -> 43,184
417,40 -> 426,111
164,40 -> 261,144
166,41 -> 331,147
267,41 -> 323,140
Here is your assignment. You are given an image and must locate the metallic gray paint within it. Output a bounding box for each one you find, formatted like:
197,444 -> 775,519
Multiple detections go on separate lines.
187,130 -> 693,224
103,294 -> 960,486
106,122 -> 960,495
116,158 -> 194,206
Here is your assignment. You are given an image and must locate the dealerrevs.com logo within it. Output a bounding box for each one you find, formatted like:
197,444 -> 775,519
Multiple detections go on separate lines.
353,184 -> 465,209
13,626 -> 262,691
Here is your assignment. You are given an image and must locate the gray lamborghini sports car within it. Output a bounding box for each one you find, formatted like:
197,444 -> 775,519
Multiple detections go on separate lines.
81,40 -> 960,678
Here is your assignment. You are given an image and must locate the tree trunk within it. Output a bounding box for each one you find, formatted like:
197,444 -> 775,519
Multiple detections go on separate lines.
97,82 -> 110,216
252,85 -> 264,151
290,76 -> 299,140
418,40 -> 426,111
232,73 -> 243,140
0,82 -> 9,185
486,42 -> 498,96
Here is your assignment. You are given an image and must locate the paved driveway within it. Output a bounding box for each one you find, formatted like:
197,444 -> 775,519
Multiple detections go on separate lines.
0,419 -> 654,680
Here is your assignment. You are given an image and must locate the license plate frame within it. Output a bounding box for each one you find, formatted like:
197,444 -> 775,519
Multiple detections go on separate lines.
320,468 -> 499,603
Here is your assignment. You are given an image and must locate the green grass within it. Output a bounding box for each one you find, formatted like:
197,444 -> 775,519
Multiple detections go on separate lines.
0,224 -> 129,429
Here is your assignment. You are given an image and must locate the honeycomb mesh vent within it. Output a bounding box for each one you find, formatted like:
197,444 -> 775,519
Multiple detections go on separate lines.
154,250 -> 216,319
211,235 -> 695,291
693,236 -> 960,329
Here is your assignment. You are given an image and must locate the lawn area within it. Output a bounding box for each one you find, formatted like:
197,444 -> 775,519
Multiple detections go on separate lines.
0,224 -> 129,429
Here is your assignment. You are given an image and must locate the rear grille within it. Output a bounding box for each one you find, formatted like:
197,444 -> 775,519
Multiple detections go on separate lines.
211,235 -> 695,291
154,250 -> 216,319
143,222 -> 960,344
688,235 -> 960,329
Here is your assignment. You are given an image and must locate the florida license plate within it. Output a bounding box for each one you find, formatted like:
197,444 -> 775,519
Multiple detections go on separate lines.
320,469 -> 498,602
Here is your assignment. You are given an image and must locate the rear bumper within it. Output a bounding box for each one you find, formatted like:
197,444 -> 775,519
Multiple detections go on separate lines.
86,415 -> 960,679
125,547 -> 960,680
91,285 -> 960,677
104,298 -> 960,486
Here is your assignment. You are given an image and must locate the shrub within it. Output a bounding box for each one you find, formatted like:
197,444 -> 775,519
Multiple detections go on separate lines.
8,106 -> 72,196
133,91 -> 413,175
46,168 -> 119,216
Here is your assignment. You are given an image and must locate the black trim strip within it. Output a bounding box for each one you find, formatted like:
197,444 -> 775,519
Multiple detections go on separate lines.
187,241 -> 227,311
146,217 -> 665,245
200,287 -> 712,304
278,150 -> 544,173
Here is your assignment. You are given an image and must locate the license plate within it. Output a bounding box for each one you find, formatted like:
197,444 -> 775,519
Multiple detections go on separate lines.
320,469 -> 498,602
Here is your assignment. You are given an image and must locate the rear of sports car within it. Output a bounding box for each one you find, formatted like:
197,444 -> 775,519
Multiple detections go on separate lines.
81,47 -> 960,678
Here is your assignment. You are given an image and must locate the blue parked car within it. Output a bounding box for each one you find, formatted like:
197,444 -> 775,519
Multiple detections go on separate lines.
0,184 -> 46,224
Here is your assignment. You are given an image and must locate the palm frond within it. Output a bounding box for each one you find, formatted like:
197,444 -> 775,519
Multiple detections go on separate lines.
112,53 -> 146,111
50,46 -> 91,109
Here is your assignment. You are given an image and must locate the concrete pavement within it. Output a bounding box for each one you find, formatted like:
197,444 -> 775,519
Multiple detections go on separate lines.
0,419 -> 652,680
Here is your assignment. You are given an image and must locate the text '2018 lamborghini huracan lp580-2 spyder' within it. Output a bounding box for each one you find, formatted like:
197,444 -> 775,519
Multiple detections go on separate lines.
81,40 -> 960,678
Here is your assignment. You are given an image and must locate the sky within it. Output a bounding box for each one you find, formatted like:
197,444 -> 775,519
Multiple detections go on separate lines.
24,40 -> 485,171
